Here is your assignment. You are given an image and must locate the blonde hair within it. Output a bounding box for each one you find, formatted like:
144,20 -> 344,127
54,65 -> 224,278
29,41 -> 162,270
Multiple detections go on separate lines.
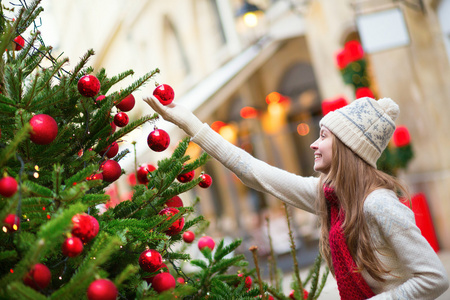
317,134 -> 410,282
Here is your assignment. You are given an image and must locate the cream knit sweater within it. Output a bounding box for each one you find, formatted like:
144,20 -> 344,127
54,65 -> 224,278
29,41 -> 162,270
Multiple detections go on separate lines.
192,124 -> 449,300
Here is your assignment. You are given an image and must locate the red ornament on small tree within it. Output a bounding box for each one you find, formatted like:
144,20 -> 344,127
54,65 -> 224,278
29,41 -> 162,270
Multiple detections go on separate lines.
29,114 -> 58,145
137,163 -> 156,184
113,112 -> 129,127
177,169 -> 195,183
116,93 -> 135,111
14,36 -> 25,50
23,263 -> 51,290
143,263 -> 169,285
182,231 -> 195,243
165,195 -> 183,208
393,126 -> 411,147
198,236 -> 215,251
139,249 -> 163,273
237,273 -> 252,290
152,272 -> 176,293
153,84 -> 175,106
0,176 -> 18,197
3,214 -> 20,232
78,74 -> 101,97
71,213 -> 99,243
158,207 -> 185,236
147,128 -> 170,152
100,160 -> 122,182
198,173 -> 212,188
87,279 -> 118,300
99,142 -> 119,158
62,236 -> 84,257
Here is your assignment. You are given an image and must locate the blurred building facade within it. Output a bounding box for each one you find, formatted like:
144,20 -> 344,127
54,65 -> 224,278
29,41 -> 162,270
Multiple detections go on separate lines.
43,0 -> 450,253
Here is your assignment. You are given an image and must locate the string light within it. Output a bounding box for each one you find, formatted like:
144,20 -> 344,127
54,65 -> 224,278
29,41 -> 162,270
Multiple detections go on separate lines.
33,172 -> 39,178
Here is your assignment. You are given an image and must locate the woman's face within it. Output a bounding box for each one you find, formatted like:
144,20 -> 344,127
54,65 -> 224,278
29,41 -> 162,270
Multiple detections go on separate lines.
310,126 -> 333,174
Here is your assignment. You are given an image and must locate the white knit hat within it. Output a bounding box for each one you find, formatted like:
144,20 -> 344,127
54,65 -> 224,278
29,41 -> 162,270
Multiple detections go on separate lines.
319,97 -> 399,168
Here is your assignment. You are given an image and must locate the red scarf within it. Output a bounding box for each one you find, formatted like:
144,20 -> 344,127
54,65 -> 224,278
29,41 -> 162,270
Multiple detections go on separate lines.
323,185 -> 375,300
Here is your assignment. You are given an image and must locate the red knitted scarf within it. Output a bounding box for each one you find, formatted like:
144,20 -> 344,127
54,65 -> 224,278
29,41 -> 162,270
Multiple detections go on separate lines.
323,185 -> 375,300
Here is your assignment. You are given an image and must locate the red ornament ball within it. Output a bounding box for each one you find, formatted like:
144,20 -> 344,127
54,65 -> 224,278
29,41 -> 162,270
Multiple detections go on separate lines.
72,213 -> 99,243
177,169 -> 195,183
198,236 -> 215,251
3,214 -> 20,232
137,164 -> 156,185
99,142 -> 119,158
289,289 -> 309,300
238,273 -> 252,289
147,129 -> 170,152
153,84 -> 175,106
0,176 -> 18,197
87,279 -> 118,300
30,114 -> 58,145
355,87 -> 374,99
198,173 -> 212,188
143,263 -> 168,285
182,231 -> 195,243
23,263 -> 51,290
14,36 -> 25,50
113,112 -> 129,127
165,195 -> 183,208
139,249 -> 162,273
177,277 -> 185,284
100,160 -> 122,182
62,236 -> 84,257
116,94 -> 135,112
158,207 -> 185,236
393,126 -> 411,148
152,272 -> 176,293
78,74 -> 101,97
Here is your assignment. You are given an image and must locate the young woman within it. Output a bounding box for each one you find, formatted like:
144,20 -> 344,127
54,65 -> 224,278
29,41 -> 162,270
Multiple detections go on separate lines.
144,95 -> 449,299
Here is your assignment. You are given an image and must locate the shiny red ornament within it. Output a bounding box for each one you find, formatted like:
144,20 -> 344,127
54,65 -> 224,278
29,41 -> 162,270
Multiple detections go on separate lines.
344,40 -> 364,62
165,195 -> 183,208
139,249 -> 163,273
137,164 -> 156,184
113,112 -> 129,127
78,74 -> 101,97
87,279 -> 118,300
116,94 -> 135,111
177,169 -> 195,183
198,236 -> 215,251
14,36 -> 25,50
72,213 -> 99,243
23,263 -> 51,290
62,236 -> 84,257
158,207 -> 185,236
3,214 -> 20,232
177,277 -> 185,284
147,128 -> 170,152
143,263 -> 169,285
152,272 -> 176,293
99,142 -> 119,158
153,84 -> 175,106
237,273 -> 252,289
198,173 -> 212,188
355,87 -> 374,99
0,176 -> 18,197
182,231 -> 195,243
100,160 -> 122,182
321,97 -> 348,116
30,114 -> 58,145
393,126 -> 411,147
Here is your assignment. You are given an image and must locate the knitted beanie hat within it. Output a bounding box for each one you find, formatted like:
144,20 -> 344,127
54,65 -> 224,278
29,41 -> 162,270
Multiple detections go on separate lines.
319,97 -> 399,168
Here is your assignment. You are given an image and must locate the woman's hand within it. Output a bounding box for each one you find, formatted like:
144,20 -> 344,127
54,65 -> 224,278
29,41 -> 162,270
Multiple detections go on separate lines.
143,95 -> 203,137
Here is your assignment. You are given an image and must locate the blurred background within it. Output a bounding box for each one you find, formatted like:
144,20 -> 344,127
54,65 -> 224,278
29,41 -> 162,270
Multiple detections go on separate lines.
36,0 -> 450,272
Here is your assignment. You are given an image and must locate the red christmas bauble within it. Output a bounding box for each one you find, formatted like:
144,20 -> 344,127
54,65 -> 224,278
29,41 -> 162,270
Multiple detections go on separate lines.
100,160 -> 122,182
152,272 -> 176,293
143,263 -> 168,285
238,273 -> 252,289
62,236 -> 84,257
139,249 -> 163,273
182,231 -> 195,243
87,279 -> 118,300
30,114 -> 58,145
177,277 -> 185,284
147,129 -> 170,152
344,40 -> 364,62
3,214 -> 20,232
198,173 -> 212,188
99,142 -> 119,158
113,112 -> 129,127
393,126 -> 411,147
158,207 -> 185,236
14,36 -> 25,50
95,95 -> 105,103
165,195 -> 183,208
0,176 -> 18,197
72,213 -> 99,243
116,94 -> 135,112
153,84 -> 175,106
198,236 -> 215,251
177,170 -> 195,183
137,164 -> 156,185
289,289 -> 309,300
23,263 -> 51,290
78,75 -> 101,97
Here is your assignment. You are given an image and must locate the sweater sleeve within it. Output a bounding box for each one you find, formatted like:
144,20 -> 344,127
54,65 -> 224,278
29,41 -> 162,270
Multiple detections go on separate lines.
191,124 -> 319,214
365,190 -> 449,300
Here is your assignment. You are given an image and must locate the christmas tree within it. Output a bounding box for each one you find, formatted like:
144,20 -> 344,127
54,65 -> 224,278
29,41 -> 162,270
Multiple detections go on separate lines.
0,2 -> 329,299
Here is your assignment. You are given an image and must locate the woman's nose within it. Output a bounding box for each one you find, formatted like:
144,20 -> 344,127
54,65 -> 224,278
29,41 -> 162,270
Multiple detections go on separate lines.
310,139 -> 318,150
